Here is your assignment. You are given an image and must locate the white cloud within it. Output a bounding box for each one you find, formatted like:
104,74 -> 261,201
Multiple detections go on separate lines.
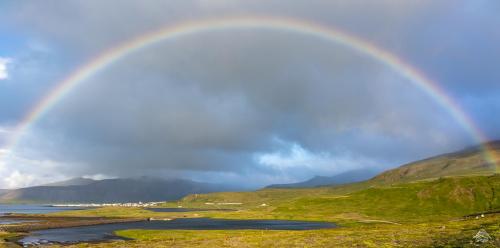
257,143 -> 332,170
255,141 -> 375,180
0,57 -> 12,80
0,152 -> 67,188
2,170 -> 37,189
82,174 -> 116,180
0,124 -> 15,146
0,149 -> 11,158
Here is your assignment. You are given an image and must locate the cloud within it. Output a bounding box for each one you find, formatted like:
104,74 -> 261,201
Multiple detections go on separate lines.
5,29 -> 468,188
254,140 -> 377,182
0,1 -> 498,188
0,57 -> 11,80
0,124 -> 15,148
257,143 -> 332,170
0,150 -> 68,188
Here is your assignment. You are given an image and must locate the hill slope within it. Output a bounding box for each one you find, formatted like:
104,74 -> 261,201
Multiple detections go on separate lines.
0,177 -> 234,203
275,174 -> 500,221
170,141 -> 500,218
267,141 -> 499,190
372,141 -> 500,184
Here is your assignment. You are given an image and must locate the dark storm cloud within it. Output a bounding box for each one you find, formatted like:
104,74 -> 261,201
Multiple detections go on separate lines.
1,0 -> 499,187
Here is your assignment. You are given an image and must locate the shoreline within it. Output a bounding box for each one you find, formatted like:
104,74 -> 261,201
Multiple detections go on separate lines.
0,215 -> 147,233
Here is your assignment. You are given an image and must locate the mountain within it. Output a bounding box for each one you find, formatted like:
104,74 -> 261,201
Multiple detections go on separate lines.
175,142 -> 500,223
267,141 -> 499,189
41,177 -> 96,187
0,177 -> 234,203
181,174 -> 500,221
372,141 -> 500,184
2,141 -> 498,203
266,169 -> 380,189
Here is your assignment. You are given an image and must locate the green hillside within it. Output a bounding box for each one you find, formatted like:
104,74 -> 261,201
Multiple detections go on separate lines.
11,143 -> 500,247
49,174 -> 500,247
272,175 -> 500,222
165,175 -> 499,224
372,142 -> 500,184
167,143 -> 500,223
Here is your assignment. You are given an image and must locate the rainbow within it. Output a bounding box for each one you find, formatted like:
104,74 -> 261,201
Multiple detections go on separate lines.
2,16 -> 498,169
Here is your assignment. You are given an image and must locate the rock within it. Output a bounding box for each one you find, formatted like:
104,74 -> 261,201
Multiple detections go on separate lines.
473,229 -> 491,244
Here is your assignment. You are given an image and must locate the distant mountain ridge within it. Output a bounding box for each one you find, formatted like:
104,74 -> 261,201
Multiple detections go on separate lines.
0,177 -> 234,203
267,141 -> 499,189
266,169 -> 380,189
2,141 -> 498,203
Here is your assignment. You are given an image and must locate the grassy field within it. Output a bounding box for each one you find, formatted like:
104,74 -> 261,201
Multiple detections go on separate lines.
2,174 -> 499,247
17,174 -> 493,247
3,137 -> 499,247
0,231 -> 20,248
155,174 -> 500,224
42,214 -> 500,247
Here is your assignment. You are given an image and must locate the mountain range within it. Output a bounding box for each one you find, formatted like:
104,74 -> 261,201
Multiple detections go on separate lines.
267,141 -> 499,189
1,141 -> 498,203
0,177 -> 235,203
266,168 -> 380,189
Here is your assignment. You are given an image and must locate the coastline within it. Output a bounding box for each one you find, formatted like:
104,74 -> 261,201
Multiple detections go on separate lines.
0,215 -> 147,232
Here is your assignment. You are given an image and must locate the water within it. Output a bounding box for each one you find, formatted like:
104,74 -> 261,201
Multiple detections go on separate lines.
0,219 -> 38,225
19,218 -> 335,245
145,208 -> 234,212
0,204 -> 84,215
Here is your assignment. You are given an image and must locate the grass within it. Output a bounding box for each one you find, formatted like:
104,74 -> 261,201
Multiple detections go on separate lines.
0,231 -> 21,248
50,174 -> 500,223
10,174 -> 500,247
4,143 -> 499,247
46,214 -> 500,247
161,174 -> 500,225
269,175 -> 500,223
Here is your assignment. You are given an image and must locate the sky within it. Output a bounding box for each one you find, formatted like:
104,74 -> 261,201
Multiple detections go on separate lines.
0,0 -> 499,189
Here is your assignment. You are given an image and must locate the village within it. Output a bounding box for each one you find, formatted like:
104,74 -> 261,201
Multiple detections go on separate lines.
52,201 -> 165,208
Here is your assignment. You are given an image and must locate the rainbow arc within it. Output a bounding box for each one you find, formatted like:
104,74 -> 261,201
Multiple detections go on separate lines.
2,16 -> 497,170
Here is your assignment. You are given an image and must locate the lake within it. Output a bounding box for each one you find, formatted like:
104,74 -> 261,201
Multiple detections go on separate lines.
19,218 -> 336,245
0,204 -> 85,215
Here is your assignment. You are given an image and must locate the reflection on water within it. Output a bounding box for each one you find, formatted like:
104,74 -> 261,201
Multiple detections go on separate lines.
19,218 -> 336,246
